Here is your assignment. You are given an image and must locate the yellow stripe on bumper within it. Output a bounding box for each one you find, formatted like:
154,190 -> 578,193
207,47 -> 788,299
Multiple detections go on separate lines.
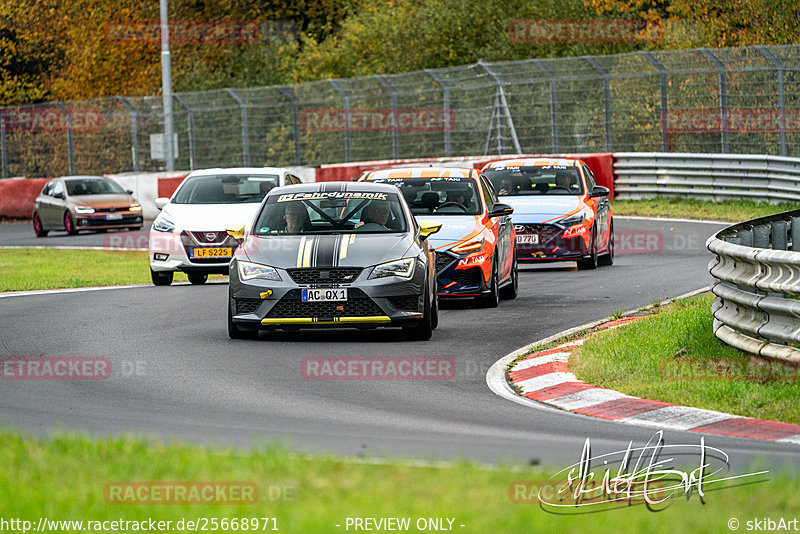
261,316 -> 392,325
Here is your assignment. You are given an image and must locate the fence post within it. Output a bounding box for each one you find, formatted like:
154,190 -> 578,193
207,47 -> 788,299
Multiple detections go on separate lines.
791,217 -> 800,252
756,46 -> 787,157
532,59 -> 559,153
640,51 -> 669,152
54,103 -> 75,175
700,48 -> 729,153
375,75 -> 399,160
277,86 -> 302,165
329,80 -> 351,163
424,69 -> 451,157
173,94 -> 195,171
1,109 -> 7,178
584,56 -> 613,152
478,60 -> 522,154
226,88 -> 250,166
115,97 -> 139,172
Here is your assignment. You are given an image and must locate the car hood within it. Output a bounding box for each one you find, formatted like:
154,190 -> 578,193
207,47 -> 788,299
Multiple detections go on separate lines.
415,215 -> 483,251
239,233 -> 415,270
161,203 -> 262,231
69,194 -> 134,208
501,196 -> 581,223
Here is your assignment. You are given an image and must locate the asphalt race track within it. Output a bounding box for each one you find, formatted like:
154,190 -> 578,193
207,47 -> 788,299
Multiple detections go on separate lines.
2,217 -> 799,473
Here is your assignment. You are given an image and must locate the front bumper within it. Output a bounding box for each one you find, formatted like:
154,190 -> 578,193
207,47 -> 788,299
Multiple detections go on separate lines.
74,212 -> 142,230
229,262 -> 426,330
149,229 -> 239,275
513,223 -> 591,263
434,250 -> 490,298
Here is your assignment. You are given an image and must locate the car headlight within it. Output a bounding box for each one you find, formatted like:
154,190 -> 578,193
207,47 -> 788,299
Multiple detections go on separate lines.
450,236 -> 485,255
555,212 -> 585,229
152,214 -> 175,233
129,204 -> 142,212
74,205 -> 95,214
370,257 -> 416,279
237,260 -> 282,281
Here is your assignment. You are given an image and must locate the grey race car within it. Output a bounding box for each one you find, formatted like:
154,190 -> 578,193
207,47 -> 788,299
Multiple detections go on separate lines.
226,182 -> 441,340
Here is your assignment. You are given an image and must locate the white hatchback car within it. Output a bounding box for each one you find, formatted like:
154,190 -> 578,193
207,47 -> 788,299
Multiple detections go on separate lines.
149,167 -> 302,285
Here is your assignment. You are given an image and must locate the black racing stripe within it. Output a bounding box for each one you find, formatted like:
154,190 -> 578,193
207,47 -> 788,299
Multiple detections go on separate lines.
314,234 -> 338,268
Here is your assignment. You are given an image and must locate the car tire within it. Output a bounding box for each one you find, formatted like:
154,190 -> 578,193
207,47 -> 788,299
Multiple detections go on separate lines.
598,219 -> 614,267
228,299 -> 256,340
32,213 -> 48,237
404,283 -> 433,341
577,226 -> 598,270
476,255 -> 500,308
187,272 -> 208,285
499,251 -> 518,300
150,268 -> 173,286
431,293 -> 439,330
64,211 -> 77,235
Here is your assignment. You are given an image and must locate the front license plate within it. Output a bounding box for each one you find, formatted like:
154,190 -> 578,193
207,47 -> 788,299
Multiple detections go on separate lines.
105,213 -> 123,220
190,247 -> 232,258
516,234 -> 539,244
302,289 -> 348,302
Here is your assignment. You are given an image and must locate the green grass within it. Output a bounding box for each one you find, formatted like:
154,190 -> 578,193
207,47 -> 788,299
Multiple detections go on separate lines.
0,431 -> 797,533
571,294 -> 800,424
0,249 -> 225,291
611,197 -> 799,222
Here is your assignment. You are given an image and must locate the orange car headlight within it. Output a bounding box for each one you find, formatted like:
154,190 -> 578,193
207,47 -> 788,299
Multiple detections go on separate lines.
450,236 -> 485,255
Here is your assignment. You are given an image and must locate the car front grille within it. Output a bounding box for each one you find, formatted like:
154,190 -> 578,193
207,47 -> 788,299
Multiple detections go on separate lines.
266,289 -> 383,319
449,267 -> 483,287
235,298 -> 262,315
515,223 -> 562,246
286,268 -> 363,285
180,231 -> 238,263
387,295 -> 419,312
435,252 -> 455,273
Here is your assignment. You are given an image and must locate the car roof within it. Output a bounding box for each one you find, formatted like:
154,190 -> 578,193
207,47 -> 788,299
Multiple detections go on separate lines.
266,181 -> 400,196
482,158 -> 581,170
186,167 -> 290,177
59,175 -> 107,181
362,167 -> 478,181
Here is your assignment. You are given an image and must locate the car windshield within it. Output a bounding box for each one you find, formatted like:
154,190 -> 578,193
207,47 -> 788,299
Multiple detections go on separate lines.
65,178 -> 125,196
253,191 -> 408,235
172,174 -> 280,204
365,176 -> 482,215
485,166 -> 584,196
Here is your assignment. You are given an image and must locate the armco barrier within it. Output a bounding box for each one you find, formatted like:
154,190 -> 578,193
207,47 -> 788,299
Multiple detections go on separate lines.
707,209 -> 800,363
615,152 -> 800,203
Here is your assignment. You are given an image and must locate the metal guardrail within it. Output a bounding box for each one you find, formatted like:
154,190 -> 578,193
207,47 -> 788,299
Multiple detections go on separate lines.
706,210 -> 800,363
615,152 -> 800,203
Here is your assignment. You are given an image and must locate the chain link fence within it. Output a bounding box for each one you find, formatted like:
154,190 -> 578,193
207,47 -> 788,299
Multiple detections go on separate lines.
2,44 -> 799,178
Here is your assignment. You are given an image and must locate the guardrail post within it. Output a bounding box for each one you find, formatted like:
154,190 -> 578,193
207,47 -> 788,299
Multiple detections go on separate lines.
173,94 -> 195,171
753,224 -> 770,248
584,56 -> 613,152
54,102 -> 75,175
115,97 -> 139,172
478,60 -> 522,154
1,109 -> 8,178
700,48 -> 729,153
532,59 -> 559,153
329,80 -> 351,163
226,88 -> 250,166
756,46 -> 787,157
374,75 -> 400,160
772,221 -> 788,250
791,217 -> 800,252
277,86 -> 302,165
640,51 -> 669,152
425,69 -> 451,157
738,229 -> 754,247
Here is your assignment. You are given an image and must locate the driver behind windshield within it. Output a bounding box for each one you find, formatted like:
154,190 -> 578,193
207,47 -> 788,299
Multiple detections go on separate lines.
354,200 -> 390,229
283,202 -> 311,233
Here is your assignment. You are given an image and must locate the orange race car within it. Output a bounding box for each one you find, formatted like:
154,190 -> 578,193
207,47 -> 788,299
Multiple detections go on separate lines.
360,167 -> 517,307
480,158 -> 613,270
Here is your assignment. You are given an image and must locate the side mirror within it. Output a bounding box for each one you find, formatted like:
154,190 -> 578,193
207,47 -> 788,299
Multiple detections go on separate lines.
418,221 -> 442,240
589,186 -> 610,198
226,225 -> 246,241
53,191 -> 65,199
126,189 -> 134,195
155,197 -> 169,210
489,203 -> 513,218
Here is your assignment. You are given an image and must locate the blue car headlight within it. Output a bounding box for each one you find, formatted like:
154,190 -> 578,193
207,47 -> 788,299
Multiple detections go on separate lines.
237,260 -> 282,281
369,257 -> 416,279
152,214 -> 175,233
